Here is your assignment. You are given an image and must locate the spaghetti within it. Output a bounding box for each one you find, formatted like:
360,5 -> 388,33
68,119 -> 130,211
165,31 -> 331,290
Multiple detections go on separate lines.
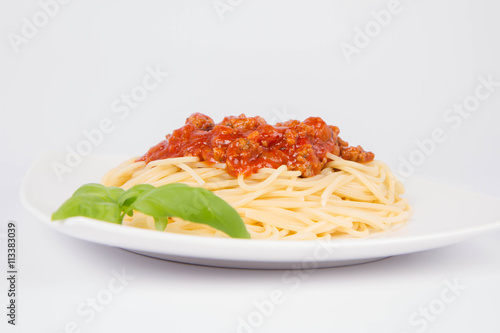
102,151 -> 411,240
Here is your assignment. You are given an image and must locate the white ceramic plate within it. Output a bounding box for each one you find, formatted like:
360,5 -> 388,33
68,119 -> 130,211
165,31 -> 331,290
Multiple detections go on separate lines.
21,151 -> 500,269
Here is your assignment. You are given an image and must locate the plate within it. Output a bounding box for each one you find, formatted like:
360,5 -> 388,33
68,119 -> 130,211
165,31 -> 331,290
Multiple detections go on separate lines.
21,151 -> 500,269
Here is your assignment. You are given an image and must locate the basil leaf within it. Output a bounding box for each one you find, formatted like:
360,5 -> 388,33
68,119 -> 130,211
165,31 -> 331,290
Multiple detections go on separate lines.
131,184 -> 250,239
117,184 -> 155,217
52,192 -> 123,224
108,187 -> 125,202
72,183 -> 124,203
154,217 -> 169,231
52,182 -> 250,239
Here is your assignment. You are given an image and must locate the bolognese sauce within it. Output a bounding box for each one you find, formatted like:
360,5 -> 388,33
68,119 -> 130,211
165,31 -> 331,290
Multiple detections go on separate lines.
138,113 -> 374,178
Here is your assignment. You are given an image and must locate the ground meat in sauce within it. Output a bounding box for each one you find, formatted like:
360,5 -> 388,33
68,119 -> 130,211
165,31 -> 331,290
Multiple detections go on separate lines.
138,113 -> 375,178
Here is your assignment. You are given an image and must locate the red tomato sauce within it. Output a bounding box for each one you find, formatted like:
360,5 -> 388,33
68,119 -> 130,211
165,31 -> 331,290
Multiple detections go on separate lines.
138,113 -> 374,178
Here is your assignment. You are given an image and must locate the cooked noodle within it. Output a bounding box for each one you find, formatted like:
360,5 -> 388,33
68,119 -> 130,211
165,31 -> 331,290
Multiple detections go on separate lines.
101,153 -> 411,240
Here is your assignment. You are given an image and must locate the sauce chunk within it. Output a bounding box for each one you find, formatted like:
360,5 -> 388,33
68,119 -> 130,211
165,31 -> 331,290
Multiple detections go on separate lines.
138,113 -> 374,177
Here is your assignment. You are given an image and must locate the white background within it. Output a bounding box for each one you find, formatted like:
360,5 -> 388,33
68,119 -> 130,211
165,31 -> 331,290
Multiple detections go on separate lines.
1,0 -> 499,332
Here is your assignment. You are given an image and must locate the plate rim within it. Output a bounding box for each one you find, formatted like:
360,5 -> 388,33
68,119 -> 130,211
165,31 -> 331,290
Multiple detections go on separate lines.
20,151 -> 500,266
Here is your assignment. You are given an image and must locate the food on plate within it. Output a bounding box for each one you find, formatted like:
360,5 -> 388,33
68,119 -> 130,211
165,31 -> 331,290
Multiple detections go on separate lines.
96,113 -> 411,240
52,183 -> 250,238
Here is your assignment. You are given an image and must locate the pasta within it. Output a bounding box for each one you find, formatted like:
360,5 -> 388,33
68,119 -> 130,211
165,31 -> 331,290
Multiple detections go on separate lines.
102,152 -> 411,240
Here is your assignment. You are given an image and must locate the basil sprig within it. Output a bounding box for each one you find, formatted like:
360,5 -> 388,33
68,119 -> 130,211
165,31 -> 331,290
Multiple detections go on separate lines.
52,183 -> 250,239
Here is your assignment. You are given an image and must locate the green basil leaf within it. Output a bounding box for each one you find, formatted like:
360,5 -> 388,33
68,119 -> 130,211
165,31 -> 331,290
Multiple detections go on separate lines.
52,195 -> 123,223
108,187 -> 125,202
131,184 -> 250,239
154,217 -> 169,231
117,184 -> 155,217
72,183 -> 124,203
52,182 -> 250,239
52,183 -> 125,223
